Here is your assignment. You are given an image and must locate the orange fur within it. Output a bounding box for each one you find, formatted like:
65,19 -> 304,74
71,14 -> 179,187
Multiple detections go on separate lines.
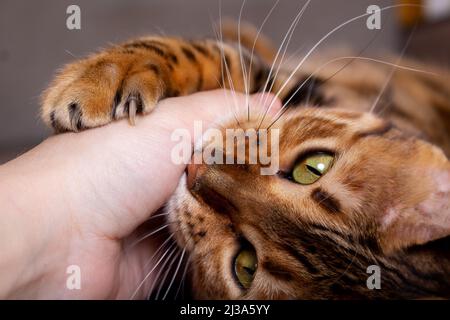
41,24 -> 450,299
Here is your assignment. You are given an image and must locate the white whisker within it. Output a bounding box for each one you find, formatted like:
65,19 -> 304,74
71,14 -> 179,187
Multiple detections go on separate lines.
217,2 -> 242,126
155,249 -> 182,299
265,4 -> 424,119
130,240 -> 177,300
259,0 -> 311,110
282,43 -> 307,68
128,224 -> 170,249
162,248 -> 187,300
147,212 -> 170,221
209,14 -> 234,113
256,0 -> 311,129
146,223 -> 194,300
141,233 -> 175,273
174,252 -> 191,299
237,0 -> 251,115
369,25 -> 417,113
267,54 -> 436,129
246,0 -> 281,120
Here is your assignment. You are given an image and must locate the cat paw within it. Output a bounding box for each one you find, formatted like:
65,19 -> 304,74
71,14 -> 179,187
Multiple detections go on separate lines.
41,52 -> 163,132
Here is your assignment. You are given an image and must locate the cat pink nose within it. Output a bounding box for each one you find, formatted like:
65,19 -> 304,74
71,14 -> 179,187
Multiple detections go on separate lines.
186,162 -> 201,189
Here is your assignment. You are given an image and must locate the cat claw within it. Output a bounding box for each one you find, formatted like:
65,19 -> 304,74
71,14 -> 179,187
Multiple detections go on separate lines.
127,96 -> 138,126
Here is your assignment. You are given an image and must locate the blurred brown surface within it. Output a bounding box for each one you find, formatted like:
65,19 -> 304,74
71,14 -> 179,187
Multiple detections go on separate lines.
406,18 -> 450,66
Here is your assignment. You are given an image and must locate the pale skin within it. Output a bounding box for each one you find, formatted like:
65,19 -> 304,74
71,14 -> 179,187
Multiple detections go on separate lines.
0,90 -> 280,299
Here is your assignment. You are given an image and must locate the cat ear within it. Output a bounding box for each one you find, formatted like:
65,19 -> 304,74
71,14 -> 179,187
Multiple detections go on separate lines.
379,148 -> 450,253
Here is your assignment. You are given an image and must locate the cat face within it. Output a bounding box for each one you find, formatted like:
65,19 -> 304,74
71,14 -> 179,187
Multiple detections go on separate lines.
167,107 -> 450,299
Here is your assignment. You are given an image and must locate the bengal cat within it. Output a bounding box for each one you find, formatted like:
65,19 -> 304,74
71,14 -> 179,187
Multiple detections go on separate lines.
41,23 -> 450,299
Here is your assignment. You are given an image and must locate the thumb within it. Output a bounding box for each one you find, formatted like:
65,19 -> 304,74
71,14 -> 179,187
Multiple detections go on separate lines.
69,90 -> 281,237
150,89 -> 282,139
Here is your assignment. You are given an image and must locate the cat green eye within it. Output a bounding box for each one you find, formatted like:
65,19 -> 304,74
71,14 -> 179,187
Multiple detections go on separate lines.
292,153 -> 334,185
234,246 -> 258,289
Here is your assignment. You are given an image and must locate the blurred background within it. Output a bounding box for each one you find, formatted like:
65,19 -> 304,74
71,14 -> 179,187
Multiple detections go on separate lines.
1,0 -> 449,163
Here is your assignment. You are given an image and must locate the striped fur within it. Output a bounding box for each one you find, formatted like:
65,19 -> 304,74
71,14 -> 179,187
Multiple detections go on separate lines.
42,23 -> 450,299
